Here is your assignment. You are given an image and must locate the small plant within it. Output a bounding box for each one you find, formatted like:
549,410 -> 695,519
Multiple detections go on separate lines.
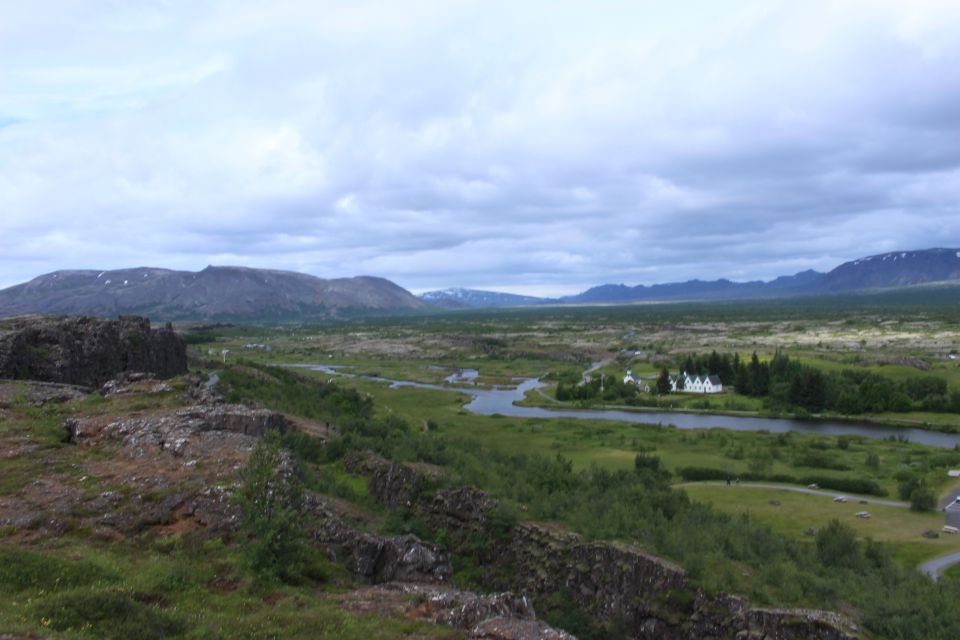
234,432 -> 310,584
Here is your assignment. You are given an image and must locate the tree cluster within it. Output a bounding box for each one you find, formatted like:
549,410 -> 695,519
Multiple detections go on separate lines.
733,350 -> 960,415
555,373 -> 639,402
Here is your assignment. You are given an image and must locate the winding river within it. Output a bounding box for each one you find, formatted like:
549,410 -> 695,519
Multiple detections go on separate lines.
290,364 -> 960,450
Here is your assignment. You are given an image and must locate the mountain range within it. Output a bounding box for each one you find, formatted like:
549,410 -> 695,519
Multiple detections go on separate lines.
419,248 -> 960,307
1,248 -> 959,321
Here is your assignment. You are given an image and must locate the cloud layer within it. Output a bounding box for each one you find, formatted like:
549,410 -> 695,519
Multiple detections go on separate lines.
2,0 -> 959,295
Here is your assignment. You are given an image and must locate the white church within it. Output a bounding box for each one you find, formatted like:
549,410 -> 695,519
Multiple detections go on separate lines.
669,371 -> 723,394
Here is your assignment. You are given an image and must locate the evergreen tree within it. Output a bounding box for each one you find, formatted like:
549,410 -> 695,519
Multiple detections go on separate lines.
656,367 -> 671,395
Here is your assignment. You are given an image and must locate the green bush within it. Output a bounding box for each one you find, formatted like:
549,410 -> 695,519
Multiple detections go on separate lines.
234,432 -> 310,584
816,519 -> 862,571
677,467 -> 730,482
910,485 -> 936,511
800,475 -> 886,497
0,548 -> 115,593
32,587 -> 187,639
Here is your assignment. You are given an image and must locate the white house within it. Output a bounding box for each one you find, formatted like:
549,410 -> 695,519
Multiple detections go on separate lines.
623,370 -> 650,393
669,371 -> 723,394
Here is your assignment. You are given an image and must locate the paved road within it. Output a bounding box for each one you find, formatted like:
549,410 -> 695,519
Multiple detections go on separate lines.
674,481 -> 912,508
920,551 -> 960,581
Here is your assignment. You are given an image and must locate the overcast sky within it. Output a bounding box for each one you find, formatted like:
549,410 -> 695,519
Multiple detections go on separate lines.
2,1 -> 959,296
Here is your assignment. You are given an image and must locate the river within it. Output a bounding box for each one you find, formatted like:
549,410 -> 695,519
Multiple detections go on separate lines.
289,364 -> 960,449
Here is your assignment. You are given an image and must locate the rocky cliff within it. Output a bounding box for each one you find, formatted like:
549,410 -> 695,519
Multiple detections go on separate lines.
344,452 -> 860,640
0,315 -> 186,387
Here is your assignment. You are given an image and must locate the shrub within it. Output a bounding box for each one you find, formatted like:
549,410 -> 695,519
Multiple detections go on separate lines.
816,519 -> 861,570
677,467 -> 730,482
0,548 -> 115,593
801,476 -> 886,497
910,485 -> 936,511
234,432 -> 310,584
897,475 -> 922,501
32,588 -> 187,639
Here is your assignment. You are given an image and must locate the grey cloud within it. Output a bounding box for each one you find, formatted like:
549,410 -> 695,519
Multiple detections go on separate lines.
1,0 -> 959,295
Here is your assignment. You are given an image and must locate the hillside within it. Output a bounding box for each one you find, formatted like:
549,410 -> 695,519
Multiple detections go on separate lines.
0,266 -> 425,321
817,248 -> 960,292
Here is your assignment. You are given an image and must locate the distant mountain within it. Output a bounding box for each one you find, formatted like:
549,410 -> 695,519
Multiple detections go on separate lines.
562,248 -> 960,304
418,288 -> 545,308
426,248 -> 960,309
817,248 -> 960,292
0,266 -> 426,321
563,269 -> 824,304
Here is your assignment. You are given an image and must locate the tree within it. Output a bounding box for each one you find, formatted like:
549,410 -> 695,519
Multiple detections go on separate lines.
656,368 -> 671,395
234,432 -> 309,583
674,373 -> 685,392
897,475 -> 922,501
910,485 -> 936,512
634,453 -> 661,472
748,353 -> 769,396
789,368 -> 826,412
816,519 -> 861,570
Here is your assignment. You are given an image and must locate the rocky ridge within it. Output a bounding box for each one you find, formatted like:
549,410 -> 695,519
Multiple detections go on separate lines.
0,378 -> 569,639
344,452 -> 860,640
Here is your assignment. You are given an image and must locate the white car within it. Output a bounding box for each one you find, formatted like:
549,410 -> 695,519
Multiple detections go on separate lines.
833,496 -> 848,503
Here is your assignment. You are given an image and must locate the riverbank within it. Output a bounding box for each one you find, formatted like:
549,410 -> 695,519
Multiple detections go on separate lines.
288,363 -> 960,449
516,387 -> 960,435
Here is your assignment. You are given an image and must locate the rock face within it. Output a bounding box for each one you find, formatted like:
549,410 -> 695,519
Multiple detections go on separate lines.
309,493 -> 452,585
346,452 -> 860,640
0,315 -> 186,387
67,404 -> 288,458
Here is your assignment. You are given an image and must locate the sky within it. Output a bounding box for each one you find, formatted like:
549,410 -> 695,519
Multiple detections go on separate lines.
2,0 -> 960,296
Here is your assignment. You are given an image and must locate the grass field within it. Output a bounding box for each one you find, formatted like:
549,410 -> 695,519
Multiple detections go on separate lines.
680,483 -> 958,567
0,535 -> 460,640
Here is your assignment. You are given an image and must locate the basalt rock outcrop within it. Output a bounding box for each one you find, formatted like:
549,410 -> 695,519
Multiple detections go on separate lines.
3,404 -> 296,538
0,315 -> 186,387
67,404 -> 288,459
332,582 -> 575,639
345,452 -> 860,640
308,493 -> 452,585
